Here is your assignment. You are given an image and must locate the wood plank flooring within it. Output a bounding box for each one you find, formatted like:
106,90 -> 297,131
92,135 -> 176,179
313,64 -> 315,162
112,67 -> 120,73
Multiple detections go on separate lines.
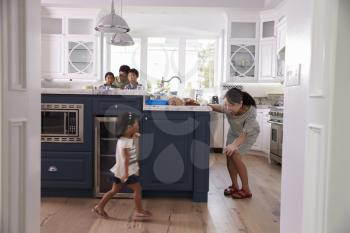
41,154 -> 281,233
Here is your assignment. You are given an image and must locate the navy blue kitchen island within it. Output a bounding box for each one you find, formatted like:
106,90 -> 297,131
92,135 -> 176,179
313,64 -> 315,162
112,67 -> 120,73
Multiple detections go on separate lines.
41,92 -> 211,202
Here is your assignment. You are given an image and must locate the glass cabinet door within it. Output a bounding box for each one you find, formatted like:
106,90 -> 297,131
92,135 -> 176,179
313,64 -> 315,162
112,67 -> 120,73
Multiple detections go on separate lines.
95,117 -> 134,198
68,41 -> 94,74
95,117 -> 118,195
230,44 -> 256,78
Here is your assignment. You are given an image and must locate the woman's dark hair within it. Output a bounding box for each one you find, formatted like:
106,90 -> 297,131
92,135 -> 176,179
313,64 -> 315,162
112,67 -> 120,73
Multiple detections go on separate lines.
128,68 -> 139,77
119,65 -> 130,73
225,88 -> 256,107
116,112 -> 139,138
104,72 -> 115,79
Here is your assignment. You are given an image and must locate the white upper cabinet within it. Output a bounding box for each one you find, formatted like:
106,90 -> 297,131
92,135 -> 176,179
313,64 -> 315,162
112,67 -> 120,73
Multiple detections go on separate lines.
230,22 -> 257,39
66,36 -> 97,78
227,21 -> 258,82
258,18 -> 278,81
276,16 -> 287,52
230,44 -> 256,80
261,20 -> 275,39
259,39 -> 277,80
41,17 -> 62,34
276,16 -> 287,79
41,8 -> 99,80
67,18 -> 94,35
42,35 -> 64,79
226,4 -> 286,84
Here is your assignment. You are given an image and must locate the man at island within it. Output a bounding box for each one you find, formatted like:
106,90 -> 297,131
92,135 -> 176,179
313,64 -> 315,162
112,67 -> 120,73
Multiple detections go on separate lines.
115,65 -> 130,89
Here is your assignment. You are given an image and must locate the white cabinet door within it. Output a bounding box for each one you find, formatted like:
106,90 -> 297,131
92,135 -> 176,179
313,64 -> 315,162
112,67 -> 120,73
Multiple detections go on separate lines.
258,39 -> 276,81
41,35 -> 64,79
228,43 -> 257,82
65,35 -> 97,79
251,110 -> 263,151
276,20 -> 287,52
223,115 -> 230,147
210,112 -> 224,148
262,110 -> 271,154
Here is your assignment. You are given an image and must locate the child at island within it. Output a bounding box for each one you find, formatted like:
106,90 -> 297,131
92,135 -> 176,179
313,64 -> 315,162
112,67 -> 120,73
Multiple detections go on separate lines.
92,112 -> 152,219
124,68 -> 139,90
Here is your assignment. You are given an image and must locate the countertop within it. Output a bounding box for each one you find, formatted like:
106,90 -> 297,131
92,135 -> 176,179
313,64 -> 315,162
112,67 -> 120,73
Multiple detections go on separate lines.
143,104 -> 212,112
41,88 -> 212,112
41,88 -> 149,96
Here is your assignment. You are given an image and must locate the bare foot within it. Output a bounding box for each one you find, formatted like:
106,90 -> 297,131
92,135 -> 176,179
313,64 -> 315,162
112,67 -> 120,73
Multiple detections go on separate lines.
92,206 -> 109,218
133,210 -> 152,220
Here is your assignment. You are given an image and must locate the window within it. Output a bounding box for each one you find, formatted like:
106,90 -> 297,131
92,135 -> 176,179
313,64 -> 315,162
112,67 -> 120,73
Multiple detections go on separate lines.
147,37 -> 179,93
184,39 -> 216,90
103,36 -> 218,93
109,38 -> 141,76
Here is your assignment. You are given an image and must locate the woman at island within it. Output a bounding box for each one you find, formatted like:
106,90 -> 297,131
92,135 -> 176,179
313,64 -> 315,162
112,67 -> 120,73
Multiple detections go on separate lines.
209,88 -> 260,199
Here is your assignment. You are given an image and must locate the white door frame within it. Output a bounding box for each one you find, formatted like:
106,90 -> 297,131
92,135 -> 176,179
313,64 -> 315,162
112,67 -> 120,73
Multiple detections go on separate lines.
0,0 -> 41,232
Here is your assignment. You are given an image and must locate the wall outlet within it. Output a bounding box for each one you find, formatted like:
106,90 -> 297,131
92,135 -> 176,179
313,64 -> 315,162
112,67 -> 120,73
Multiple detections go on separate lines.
286,64 -> 301,86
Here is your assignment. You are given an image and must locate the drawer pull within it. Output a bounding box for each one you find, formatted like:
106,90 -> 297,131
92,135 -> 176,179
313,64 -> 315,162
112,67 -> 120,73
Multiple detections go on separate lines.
48,166 -> 58,172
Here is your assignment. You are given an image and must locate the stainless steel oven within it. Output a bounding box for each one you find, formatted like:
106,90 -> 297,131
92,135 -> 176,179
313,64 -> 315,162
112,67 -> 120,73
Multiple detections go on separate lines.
268,107 -> 283,164
41,103 -> 84,143
269,121 -> 283,163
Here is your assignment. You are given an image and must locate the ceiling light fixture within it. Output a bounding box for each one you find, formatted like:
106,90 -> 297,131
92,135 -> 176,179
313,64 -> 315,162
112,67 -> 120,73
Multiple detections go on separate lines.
110,32 -> 134,46
95,0 -> 130,33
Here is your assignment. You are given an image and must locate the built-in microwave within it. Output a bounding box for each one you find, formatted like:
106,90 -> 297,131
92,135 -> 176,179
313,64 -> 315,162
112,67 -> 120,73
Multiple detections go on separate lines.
41,103 -> 84,143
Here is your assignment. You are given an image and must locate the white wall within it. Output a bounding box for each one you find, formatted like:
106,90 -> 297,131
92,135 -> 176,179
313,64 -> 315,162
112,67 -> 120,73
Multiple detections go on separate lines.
327,0 -> 350,231
280,0 -> 313,232
118,7 -> 226,37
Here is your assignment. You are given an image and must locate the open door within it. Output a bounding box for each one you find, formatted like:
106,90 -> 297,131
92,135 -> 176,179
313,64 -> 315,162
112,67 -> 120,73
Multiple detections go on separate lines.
0,0 -> 41,232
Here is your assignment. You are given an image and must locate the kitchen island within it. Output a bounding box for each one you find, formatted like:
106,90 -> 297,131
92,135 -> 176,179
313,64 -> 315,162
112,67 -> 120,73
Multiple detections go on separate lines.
41,89 -> 211,202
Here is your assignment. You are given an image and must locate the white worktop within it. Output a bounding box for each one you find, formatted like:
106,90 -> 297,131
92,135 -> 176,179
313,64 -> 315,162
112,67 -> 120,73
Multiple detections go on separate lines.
143,104 -> 212,112
41,88 -> 149,96
41,88 -> 212,112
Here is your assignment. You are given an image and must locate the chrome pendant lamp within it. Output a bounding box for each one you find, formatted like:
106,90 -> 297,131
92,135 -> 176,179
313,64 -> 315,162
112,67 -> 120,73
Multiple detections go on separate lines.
110,32 -> 134,46
95,0 -> 130,33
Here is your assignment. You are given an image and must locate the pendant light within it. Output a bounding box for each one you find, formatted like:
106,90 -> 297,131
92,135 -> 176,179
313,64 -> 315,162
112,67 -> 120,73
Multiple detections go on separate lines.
110,32 -> 134,46
95,0 -> 130,33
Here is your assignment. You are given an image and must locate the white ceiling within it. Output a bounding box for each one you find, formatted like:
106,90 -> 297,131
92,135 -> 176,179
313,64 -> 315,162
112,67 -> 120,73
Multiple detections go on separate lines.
41,0 -> 283,9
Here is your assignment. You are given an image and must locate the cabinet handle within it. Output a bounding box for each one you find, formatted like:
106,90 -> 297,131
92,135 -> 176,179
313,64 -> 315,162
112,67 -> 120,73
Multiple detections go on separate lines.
48,166 -> 58,172
145,116 -> 148,120
114,104 -> 118,109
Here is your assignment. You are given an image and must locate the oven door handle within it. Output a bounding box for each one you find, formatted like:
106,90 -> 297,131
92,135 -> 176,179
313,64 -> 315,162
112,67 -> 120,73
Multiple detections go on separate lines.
267,120 -> 283,125
64,112 -> 68,134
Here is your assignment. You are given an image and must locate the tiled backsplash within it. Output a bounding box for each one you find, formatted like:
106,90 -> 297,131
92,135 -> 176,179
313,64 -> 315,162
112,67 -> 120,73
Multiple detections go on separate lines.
255,94 -> 284,106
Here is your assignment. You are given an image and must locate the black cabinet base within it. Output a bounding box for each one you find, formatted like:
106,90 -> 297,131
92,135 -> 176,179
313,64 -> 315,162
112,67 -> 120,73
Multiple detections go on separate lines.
42,189 -> 93,197
193,192 -> 208,202
142,190 -> 207,202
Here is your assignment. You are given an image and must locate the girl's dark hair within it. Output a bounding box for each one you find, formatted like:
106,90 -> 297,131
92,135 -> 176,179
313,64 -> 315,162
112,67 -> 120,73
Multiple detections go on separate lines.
225,88 -> 256,107
116,112 -> 139,138
129,68 -> 139,77
105,72 -> 115,79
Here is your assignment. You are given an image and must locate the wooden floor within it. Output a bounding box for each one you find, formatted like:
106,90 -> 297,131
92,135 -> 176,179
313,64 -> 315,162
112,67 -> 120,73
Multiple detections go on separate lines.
41,154 -> 281,233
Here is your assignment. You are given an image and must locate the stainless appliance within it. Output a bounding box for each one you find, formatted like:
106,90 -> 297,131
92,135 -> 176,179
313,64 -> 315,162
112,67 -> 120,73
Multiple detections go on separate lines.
211,96 -> 219,104
94,117 -> 138,198
41,103 -> 84,143
268,107 -> 283,164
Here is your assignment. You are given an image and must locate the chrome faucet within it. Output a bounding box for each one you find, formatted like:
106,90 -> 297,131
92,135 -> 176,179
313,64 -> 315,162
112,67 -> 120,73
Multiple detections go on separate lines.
160,76 -> 182,88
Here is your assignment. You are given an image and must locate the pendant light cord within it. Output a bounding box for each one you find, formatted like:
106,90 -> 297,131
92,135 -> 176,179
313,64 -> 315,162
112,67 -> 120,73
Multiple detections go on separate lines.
111,0 -> 115,14
120,0 -> 123,17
